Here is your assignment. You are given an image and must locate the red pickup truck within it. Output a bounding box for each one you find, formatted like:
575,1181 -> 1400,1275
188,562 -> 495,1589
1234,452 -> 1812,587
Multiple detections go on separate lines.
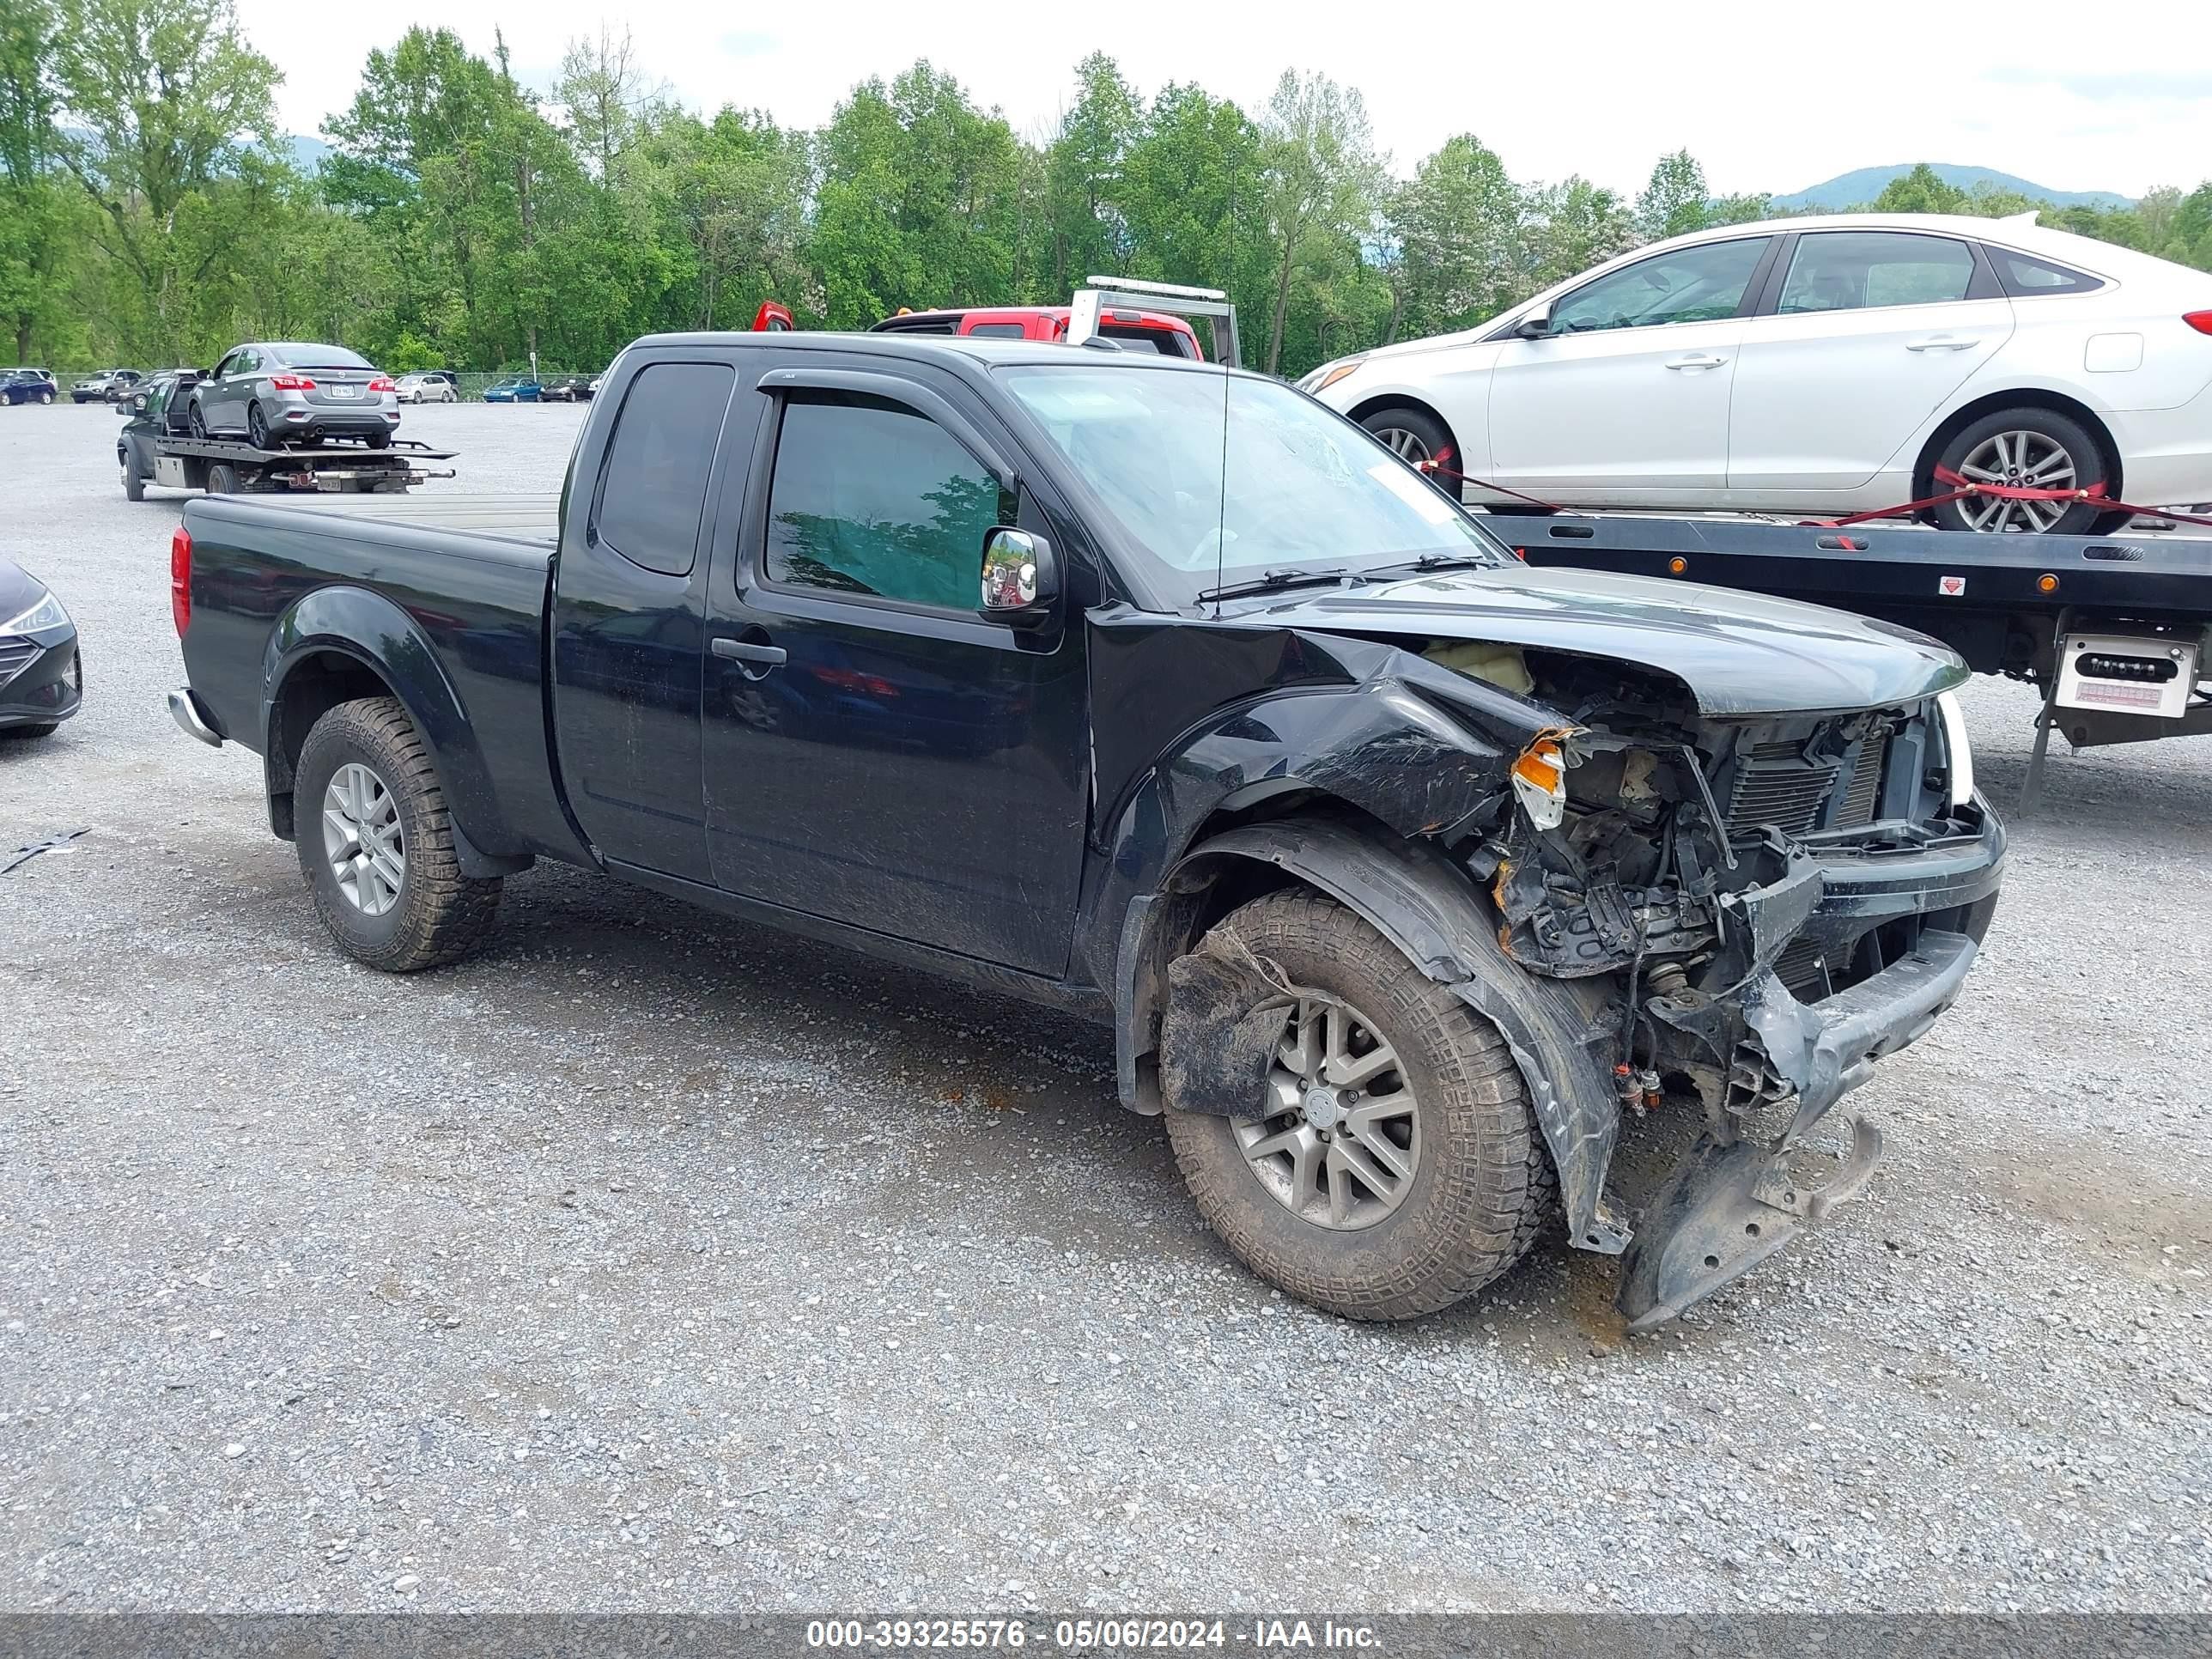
869,304 -> 1206,359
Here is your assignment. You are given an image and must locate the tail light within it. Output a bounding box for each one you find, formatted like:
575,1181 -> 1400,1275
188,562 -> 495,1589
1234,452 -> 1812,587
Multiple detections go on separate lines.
367,376 -> 396,392
170,526 -> 191,635
267,373 -> 316,391
2185,312 -> 2212,336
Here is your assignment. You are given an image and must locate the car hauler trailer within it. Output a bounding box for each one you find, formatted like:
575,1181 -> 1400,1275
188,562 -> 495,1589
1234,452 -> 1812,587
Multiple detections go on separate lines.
131,436 -> 457,500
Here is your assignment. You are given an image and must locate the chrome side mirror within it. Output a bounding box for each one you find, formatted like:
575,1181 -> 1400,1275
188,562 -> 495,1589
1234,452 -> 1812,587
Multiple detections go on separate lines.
979,527 -> 1058,626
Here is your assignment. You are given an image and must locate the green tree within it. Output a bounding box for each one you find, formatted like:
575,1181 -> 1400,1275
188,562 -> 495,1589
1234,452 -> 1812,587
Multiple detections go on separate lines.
1389,134 -> 1528,337
1635,149 -> 1711,240
1042,52 -> 1139,293
1869,162 -> 1969,215
811,62 -> 1024,328
1524,176 -> 1634,287
0,0 -> 80,363
1255,69 -> 1387,374
48,0 -> 283,359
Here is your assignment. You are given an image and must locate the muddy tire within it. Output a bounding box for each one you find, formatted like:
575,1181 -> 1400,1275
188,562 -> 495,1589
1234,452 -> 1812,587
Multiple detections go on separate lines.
294,696 -> 502,971
1164,888 -> 1556,1320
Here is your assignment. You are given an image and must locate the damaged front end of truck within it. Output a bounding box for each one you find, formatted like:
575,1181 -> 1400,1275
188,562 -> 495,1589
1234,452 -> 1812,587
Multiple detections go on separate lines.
1113,586 -> 2004,1330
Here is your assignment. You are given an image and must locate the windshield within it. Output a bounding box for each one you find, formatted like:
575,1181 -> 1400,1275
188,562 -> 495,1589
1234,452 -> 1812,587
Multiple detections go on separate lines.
269,343 -> 372,369
1000,366 -> 1504,603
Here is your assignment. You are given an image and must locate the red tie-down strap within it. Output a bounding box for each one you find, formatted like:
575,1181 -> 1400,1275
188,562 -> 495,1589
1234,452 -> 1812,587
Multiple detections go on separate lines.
1413,447 -> 2212,533
1813,466 -> 2212,531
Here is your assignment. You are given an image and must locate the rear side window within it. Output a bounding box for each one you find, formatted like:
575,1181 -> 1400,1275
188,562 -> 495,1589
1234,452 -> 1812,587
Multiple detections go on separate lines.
1097,327 -> 1169,356
964,322 -> 1028,338
1778,232 -> 1976,313
591,362 -> 735,577
1986,246 -> 2103,297
764,394 -> 1015,611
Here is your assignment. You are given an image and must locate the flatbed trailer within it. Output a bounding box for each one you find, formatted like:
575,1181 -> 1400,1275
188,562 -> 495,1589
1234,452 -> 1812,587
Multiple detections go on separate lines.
143,436 -> 457,498
1505,512 -> 2212,805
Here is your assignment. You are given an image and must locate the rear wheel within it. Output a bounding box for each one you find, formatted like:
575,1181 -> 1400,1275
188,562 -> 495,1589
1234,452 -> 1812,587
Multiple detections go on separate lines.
294,696 -> 503,972
2,722 -> 58,740
367,428 -> 392,450
246,400 -> 272,448
1929,408 -> 2109,535
36,388 -> 52,405
206,463 -> 239,495
1163,888 -> 1556,1321
188,399 -> 208,439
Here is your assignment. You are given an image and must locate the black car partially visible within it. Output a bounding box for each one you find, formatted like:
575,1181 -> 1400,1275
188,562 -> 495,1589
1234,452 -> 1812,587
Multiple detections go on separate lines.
0,560 -> 82,738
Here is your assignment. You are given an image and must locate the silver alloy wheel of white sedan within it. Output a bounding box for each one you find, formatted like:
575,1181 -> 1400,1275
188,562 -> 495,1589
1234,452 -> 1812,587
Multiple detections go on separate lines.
1233,994 -> 1421,1231
321,761 -> 405,916
1954,429 -> 2078,532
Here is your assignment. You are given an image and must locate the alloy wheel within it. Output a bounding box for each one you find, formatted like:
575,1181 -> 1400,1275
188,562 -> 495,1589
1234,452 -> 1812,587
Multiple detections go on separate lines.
1955,429 -> 2080,532
1371,426 -> 1433,469
321,762 -> 405,916
1233,996 -> 1421,1231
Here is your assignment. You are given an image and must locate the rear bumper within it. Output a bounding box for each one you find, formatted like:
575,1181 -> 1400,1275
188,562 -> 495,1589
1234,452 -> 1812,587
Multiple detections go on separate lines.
2107,386 -> 2212,507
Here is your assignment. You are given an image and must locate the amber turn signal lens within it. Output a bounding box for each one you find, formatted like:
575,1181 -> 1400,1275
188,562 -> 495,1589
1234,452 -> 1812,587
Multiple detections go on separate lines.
2037,574 -> 2059,593
1668,556 -> 1687,574
1511,739 -> 1564,793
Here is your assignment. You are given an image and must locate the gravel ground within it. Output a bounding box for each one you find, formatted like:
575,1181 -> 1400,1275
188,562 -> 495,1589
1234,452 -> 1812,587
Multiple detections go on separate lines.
1,402 -> 2209,1615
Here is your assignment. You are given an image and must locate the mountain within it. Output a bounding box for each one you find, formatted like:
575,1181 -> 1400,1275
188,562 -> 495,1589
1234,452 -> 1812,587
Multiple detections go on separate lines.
1771,164 -> 2132,212
289,134 -> 332,173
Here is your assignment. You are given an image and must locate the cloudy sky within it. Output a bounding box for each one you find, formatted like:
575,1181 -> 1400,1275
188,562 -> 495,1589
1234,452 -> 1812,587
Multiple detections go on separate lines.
233,0 -> 2210,199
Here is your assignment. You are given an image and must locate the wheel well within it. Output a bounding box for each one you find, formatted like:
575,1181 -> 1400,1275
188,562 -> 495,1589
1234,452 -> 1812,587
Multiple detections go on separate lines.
1914,390 -> 2122,499
1346,394 -> 1459,459
266,651 -> 398,837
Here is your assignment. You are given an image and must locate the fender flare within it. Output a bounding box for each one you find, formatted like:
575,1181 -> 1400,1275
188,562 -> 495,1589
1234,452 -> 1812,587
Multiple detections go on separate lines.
260,585 -> 517,860
1121,818 -> 1631,1255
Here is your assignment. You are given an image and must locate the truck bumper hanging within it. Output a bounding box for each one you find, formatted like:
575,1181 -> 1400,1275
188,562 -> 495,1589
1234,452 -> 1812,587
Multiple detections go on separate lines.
1617,927 -> 1980,1332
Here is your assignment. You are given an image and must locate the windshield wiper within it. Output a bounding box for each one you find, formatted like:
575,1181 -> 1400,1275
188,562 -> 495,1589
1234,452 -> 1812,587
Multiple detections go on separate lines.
1195,567 -> 1356,604
1368,551 -> 1498,575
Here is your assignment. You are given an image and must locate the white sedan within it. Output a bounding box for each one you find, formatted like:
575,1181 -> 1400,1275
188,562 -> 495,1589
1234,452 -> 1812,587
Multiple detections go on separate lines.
1307,213 -> 2212,534
393,373 -> 458,404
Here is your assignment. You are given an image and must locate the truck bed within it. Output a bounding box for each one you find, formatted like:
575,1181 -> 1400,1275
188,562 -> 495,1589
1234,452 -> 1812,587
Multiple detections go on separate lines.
243,490 -> 561,544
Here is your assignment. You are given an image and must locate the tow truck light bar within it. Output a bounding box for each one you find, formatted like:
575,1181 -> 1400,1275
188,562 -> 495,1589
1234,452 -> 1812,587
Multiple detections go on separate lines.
1069,275 -> 1242,370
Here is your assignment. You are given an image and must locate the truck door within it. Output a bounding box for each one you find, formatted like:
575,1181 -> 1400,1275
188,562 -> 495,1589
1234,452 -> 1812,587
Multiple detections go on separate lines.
550,351 -> 757,883
699,357 -> 1089,978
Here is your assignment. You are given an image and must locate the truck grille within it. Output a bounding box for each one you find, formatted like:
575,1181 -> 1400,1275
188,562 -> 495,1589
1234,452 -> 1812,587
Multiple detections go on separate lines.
1726,742 -> 1838,838
1833,735 -> 1890,829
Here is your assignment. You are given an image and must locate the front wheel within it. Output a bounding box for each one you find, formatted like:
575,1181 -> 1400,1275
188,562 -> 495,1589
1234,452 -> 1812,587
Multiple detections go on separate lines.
123,458 -> 145,501
1929,409 -> 2109,535
294,696 -> 503,972
1163,888 -> 1556,1321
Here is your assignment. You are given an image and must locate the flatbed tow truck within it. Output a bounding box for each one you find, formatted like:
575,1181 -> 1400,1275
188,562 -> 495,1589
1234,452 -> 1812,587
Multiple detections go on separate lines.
133,435 -> 457,499
1502,510 -> 2212,805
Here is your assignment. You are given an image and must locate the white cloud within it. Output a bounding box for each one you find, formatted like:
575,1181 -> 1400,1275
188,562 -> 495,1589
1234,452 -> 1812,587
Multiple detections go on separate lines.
236,0 -> 2208,198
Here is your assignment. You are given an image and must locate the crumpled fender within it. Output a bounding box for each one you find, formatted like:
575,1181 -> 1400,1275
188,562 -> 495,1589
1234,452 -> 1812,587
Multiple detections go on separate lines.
1158,819 -> 1632,1255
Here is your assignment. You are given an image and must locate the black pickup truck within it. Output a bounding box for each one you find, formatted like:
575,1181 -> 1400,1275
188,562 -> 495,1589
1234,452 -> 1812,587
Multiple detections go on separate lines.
167,331 -> 2004,1332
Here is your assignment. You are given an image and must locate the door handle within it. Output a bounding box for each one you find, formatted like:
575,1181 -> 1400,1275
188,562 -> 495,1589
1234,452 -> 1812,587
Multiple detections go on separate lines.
1905,335 -> 1977,351
713,636 -> 786,666
1664,354 -> 1729,370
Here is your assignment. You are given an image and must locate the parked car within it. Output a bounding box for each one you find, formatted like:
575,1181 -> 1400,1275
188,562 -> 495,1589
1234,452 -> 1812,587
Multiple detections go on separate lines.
872,304 -> 1206,358
0,558 -> 82,738
1310,212 -> 2212,535
1,369 -> 58,405
187,343 -> 399,448
393,372 -> 458,404
166,330 -> 2002,1334
541,374 -> 595,402
482,376 -> 544,404
71,369 -> 141,404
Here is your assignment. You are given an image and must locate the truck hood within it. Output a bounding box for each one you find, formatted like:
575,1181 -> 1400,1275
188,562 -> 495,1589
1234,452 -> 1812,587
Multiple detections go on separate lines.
1230,564 -> 1968,716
